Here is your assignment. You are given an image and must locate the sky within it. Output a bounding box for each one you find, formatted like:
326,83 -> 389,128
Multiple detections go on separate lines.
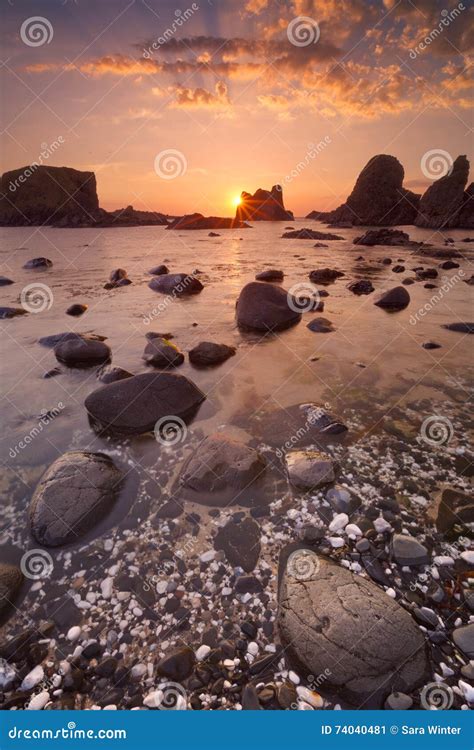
1,0 -> 473,216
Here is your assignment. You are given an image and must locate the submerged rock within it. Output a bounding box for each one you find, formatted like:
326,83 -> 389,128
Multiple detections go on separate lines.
85,372 -> 205,436
54,338 -> 111,368
0,564 -> 23,619
38,331 -> 107,348
0,276 -> 14,286
188,341 -> 236,367
258,403 -> 348,450
236,281 -> 301,332
148,273 -> 203,296
214,517 -> 261,572
97,365 -> 133,384
255,269 -> 284,282
0,307 -> 28,319
347,279 -> 374,295
285,449 -> 336,490
148,264 -> 169,276
309,268 -> 344,285
374,286 -> 410,311
178,433 -> 266,506
278,550 -> 429,706
29,451 -> 123,547
23,257 -> 53,269
443,322 -> 474,334
306,317 -> 334,333
391,534 -> 429,566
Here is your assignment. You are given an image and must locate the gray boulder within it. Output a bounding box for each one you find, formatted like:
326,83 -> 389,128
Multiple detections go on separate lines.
29,451 -> 123,547
452,623 -> 474,658
391,534 -> 429,566
278,550 -> 429,706
85,372 -> 205,436
236,281 -> 301,332
54,338 -> 111,367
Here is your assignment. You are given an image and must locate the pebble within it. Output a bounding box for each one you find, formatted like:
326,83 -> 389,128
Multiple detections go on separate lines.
296,685 -> 323,708
196,645 -> 211,661
27,690 -> 50,710
66,626 -> 82,642
21,665 -> 44,691
384,691 -> 413,710
329,513 -> 349,532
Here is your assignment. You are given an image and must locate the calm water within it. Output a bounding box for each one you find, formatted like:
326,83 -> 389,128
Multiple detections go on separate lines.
0,220 -> 472,544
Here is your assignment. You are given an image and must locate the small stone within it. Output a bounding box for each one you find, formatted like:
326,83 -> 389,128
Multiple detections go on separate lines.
66,626 -> 81,642
195,645 -> 211,661
21,665 -> 44,691
392,534 -> 429,566
453,624 -> 474,658
384,691 -> 413,710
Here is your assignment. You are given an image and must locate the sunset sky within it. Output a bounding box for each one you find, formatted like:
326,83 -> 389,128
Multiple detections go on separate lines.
1,0 -> 472,216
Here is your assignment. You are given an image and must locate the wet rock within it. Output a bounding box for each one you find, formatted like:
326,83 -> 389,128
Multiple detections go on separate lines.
306,317 -> 334,333
148,264 -> 169,276
97,365 -> 133,384
309,268 -> 344,285
0,564 -> 23,619
354,228 -> 414,246
188,341 -> 236,367
278,550 -> 429,706
208,231 -> 220,237
326,485 -> 354,514
416,268 -> 438,280
214,517 -> 261,572
452,624 -> 474,658
29,451 -> 123,547
109,268 -> 128,284
374,286 -> 410,311
85,372 -> 205,436
66,303 -> 88,316
464,275 -> 474,285
392,265 -> 405,273
148,273 -> 203,296
236,281 -> 301,332
54,338 -> 111,368
167,213 -> 250,230
157,647 -> 195,681
282,229 -> 343,240
23,257 -> 52,269
38,332 -> 107,348
0,307 -> 27,319
439,260 -> 460,270
43,367 -> 61,379
385,691 -> 413,710
422,342 -> 441,350
0,276 -> 14,286
286,449 -> 336,490
179,434 -> 266,506
235,575 -> 263,594
255,269 -> 284,282
391,534 -> 429,566
442,322 -> 474,334
142,338 -> 184,368
347,279 -> 374,295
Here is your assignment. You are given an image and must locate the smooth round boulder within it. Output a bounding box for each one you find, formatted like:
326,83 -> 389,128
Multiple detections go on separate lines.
142,338 -> 184,368
23,257 -> 52,269
0,564 -> 23,618
54,338 -> 111,368
148,264 -> 169,276
29,451 -> 123,547
347,279 -> 374,295
188,341 -> 236,367
85,372 -> 205,436
236,281 -> 301,332
255,269 -> 284,282
278,550 -> 429,706
148,273 -> 203,296
374,286 -> 410,311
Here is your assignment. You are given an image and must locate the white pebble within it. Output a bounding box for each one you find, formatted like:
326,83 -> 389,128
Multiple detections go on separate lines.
66,626 -> 81,642
373,516 -> 391,533
27,690 -> 50,710
195,645 -> 211,662
200,550 -> 215,563
296,685 -> 323,708
386,588 -> 396,598
328,537 -> 345,549
461,551 -> 474,565
345,524 -> 362,537
101,577 -> 114,599
434,556 -> 454,566
247,642 -> 259,656
329,513 -> 349,532
289,671 -> 300,684
21,665 -> 44,691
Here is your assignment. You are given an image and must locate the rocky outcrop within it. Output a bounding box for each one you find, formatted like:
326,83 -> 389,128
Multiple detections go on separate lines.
457,182 -> 474,228
29,451 -> 123,547
166,213 -> 249,230
306,155 -> 420,226
85,372 -> 205,436
235,185 -> 294,222
103,205 -> 168,226
236,281 -> 301,332
278,550 -> 429,706
415,156 -> 471,228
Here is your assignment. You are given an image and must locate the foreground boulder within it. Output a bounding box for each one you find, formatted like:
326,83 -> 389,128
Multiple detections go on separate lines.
29,451 -> 123,547
54,338 -> 111,368
416,155 -> 471,229
178,433 -> 266,506
148,273 -> 203,296
85,372 -> 205,436
0,564 -> 23,619
374,286 -> 410,311
188,341 -> 236,367
235,185 -> 293,222
278,550 -> 429,706
166,213 -> 249,230
236,281 -> 301,332
1,166 -> 99,226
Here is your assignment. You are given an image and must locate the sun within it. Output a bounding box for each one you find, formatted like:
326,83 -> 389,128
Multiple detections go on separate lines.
232,195 -> 242,207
